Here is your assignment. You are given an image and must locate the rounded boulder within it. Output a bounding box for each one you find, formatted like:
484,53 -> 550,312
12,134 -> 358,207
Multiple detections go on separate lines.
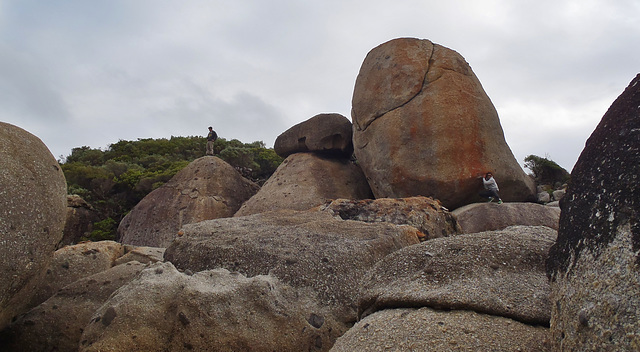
0,122 -> 67,330
351,38 -> 535,209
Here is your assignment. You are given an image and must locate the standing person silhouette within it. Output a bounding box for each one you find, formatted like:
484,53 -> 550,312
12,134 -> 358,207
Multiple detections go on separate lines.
479,172 -> 503,204
206,126 -> 218,155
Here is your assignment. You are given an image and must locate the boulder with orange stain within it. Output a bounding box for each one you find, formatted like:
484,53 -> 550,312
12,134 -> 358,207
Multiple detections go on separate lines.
351,38 -> 535,209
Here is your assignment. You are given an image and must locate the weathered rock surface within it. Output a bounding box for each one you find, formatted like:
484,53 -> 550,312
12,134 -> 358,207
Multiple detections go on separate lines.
79,262 -> 343,352
235,153 -> 372,216
552,189 -> 566,202
61,195 -> 99,247
538,191 -> 551,203
119,156 -> 260,247
329,307 -> 550,352
452,202 -> 560,234
0,122 -> 67,330
114,245 -> 165,266
26,241 -> 125,310
0,261 -> 146,352
320,196 -> 462,241
351,38 -> 535,209
165,210 -> 421,323
359,226 -> 556,325
547,74 -> 640,350
274,113 -> 353,158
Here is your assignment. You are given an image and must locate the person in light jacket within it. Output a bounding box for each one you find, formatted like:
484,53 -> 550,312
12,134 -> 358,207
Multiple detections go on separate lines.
479,172 -> 503,204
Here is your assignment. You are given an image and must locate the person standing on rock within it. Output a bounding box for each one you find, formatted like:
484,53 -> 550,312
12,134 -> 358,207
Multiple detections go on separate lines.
479,172 -> 503,204
206,126 -> 218,155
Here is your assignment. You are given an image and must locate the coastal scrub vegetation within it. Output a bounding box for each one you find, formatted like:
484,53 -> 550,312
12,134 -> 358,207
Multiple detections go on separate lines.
61,136 -> 283,241
524,154 -> 570,186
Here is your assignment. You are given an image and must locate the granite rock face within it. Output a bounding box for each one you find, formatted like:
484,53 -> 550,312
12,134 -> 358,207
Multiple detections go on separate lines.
320,196 -> 462,241
0,122 -> 67,330
235,153 -> 372,216
118,156 -> 259,247
453,202 -> 560,234
547,74 -> 640,350
351,38 -> 535,209
26,241 -> 125,310
61,195 -> 99,247
330,308 -> 550,352
165,210 -> 421,324
0,261 -> 146,352
358,226 -> 556,325
79,262 -> 342,352
274,113 -> 353,158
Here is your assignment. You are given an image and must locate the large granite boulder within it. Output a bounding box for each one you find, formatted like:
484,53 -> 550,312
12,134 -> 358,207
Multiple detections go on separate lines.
26,241 -> 125,309
320,196 -> 462,241
453,202 -> 561,234
330,307 -> 550,352
165,210 -> 421,324
351,38 -> 535,209
79,262 -> 342,352
359,226 -> 556,325
274,113 -> 353,158
61,195 -> 99,247
118,156 -> 260,247
0,261 -> 146,352
234,153 -> 372,216
547,74 -> 640,350
0,122 -> 67,330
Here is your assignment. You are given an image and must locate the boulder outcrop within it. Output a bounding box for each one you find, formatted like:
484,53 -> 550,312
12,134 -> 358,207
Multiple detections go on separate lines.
165,210 -> 421,324
61,195 -> 99,247
452,202 -> 560,234
320,196 -> 462,241
547,74 -> 640,350
358,225 -> 556,325
78,262 -> 342,352
0,261 -> 146,352
114,245 -> 165,266
351,38 -> 535,209
234,153 -> 372,216
274,113 -> 353,158
0,122 -> 67,330
118,156 -> 260,247
330,307 -> 550,352
26,241 -> 125,309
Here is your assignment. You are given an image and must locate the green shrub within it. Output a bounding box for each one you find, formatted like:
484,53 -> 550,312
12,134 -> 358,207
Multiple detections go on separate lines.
85,217 -> 117,242
61,135 -> 282,242
524,155 -> 570,186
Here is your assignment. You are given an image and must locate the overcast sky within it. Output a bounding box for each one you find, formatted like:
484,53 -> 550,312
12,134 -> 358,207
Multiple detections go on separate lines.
1,0 -> 638,171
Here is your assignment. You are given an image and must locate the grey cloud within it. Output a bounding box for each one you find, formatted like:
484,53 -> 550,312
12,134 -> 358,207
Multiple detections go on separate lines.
1,0 -> 638,170
0,47 -> 70,122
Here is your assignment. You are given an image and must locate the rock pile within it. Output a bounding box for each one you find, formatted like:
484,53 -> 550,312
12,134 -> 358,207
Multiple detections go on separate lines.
5,41 -> 636,351
330,226 -> 555,351
235,113 -> 372,216
0,241 -> 165,351
164,209 -> 422,325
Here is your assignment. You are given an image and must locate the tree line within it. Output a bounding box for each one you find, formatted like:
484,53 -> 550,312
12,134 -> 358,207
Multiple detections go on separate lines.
61,136 -> 283,241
